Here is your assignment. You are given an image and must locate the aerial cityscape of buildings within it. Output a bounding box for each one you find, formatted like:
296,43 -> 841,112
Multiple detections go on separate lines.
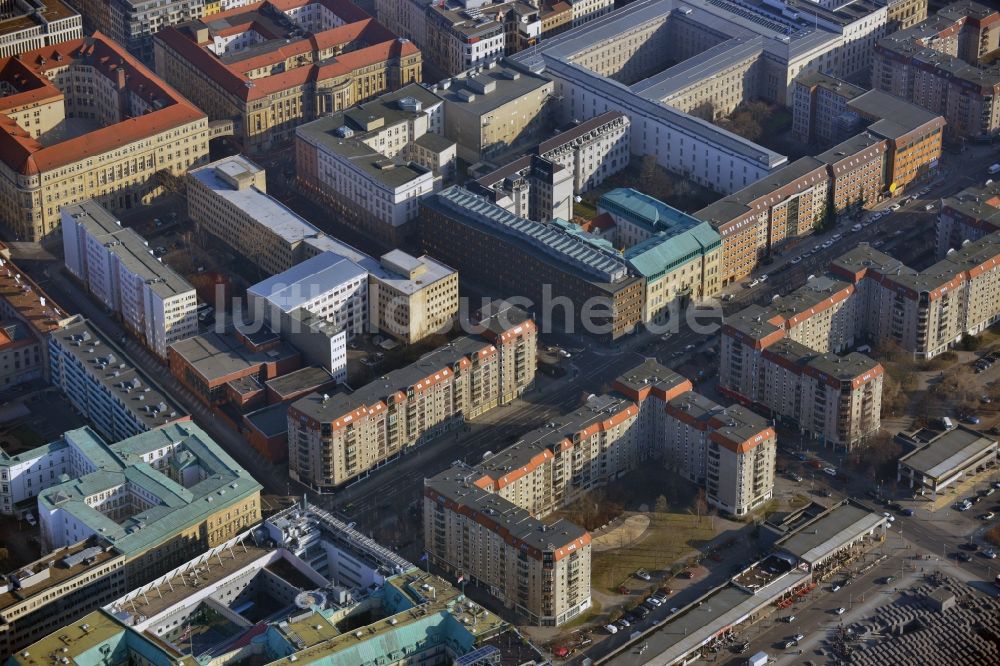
5,0 -> 1000,663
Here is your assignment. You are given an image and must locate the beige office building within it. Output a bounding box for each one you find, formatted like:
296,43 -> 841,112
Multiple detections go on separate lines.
369,250 -> 459,344
427,62 -> 555,162
0,34 -> 212,242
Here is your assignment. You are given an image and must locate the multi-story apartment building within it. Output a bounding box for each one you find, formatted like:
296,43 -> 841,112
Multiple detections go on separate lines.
424,358 -> 775,625
696,158 -> 831,286
699,92 -> 943,284
937,180 -> 1000,256
721,277 -> 884,450
0,34 -> 212,242
0,249 -> 70,390
817,132 -> 888,214
0,422 -> 261,656
421,186 -> 645,340
845,90 -> 946,193
0,0 -> 81,58
425,470 -> 592,626
423,1 -> 538,76
721,233 -> 1000,445
369,250 -> 459,344
470,154 -> 574,222
828,236 -> 1000,356
61,201 -> 198,359
295,84 -> 449,245
791,73 -> 865,146
70,0 -> 206,63
428,61 -> 555,162
288,302 -> 536,490
154,0 -> 422,154
873,1 -> 1000,140
598,188 -> 723,324
0,319 -> 44,390
48,318 -> 187,442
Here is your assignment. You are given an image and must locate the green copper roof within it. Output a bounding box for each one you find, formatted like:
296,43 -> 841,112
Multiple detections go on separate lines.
599,188 -> 704,234
624,222 -> 721,278
37,423 -> 261,558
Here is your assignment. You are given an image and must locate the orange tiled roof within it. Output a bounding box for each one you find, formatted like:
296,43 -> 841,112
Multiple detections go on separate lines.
157,0 -> 417,102
0,33 -> 206,176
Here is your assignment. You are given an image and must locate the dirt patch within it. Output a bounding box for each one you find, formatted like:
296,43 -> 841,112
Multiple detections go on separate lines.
592,515 -> 650,552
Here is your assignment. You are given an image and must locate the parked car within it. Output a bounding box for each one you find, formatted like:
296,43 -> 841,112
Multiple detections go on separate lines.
834,607 -> 846,615
635,569 -> 651,581
605,624 -> 619,634
957,552 -> 973,562
831,583 -> 842,592
901,508 -> 915,517
981,549 -> 997,559
782,615 -> 796,623
790,256 -> 802,264
981,512 -> 996,521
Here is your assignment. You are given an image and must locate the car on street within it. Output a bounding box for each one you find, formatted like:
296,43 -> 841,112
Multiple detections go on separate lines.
834,607 -> 846,615
831,583 -> 842,592
790,256 -> 802,264
782,640 -> 797,649
965,415 -> 981,424
890,203 -> 901,211
880,576 -> 895,585
684,344 -> 696,352
981,549 -> 997,559
960,542 -> 979,551
748,279 -> 760,288
901,508 -> 915,517
793,634 -> 804,643
957,552 -> 973,562
873,240 -> 885,248
635,569 -> 651,581
605,624 -> 618,634
982,512 -> 996,520
617,618 -> 630,628
882,512 -> 896,522
782,615 -> 796,623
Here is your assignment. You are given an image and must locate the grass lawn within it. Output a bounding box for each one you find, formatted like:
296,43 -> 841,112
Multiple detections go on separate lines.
591,512 -> 716,595
574,199 -> 598,220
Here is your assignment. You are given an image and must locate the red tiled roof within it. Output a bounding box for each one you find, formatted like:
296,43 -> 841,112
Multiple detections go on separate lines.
157,0 -> 418,102
0,33 -> 206,176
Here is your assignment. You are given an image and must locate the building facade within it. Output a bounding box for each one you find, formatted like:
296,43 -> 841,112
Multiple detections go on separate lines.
0,0 -> 81,58
288,303 -> 536,490
0,422 -> 261,657
0,34 -> 212,242
61,201 -> 198,359
424,358 -> 775,625
421,186 -> 644,340
48,318 -> 188,443
369,250 -> 459,344
154,0 -> 422,154
873,1 -> 1000,140
294,84 -> 448,245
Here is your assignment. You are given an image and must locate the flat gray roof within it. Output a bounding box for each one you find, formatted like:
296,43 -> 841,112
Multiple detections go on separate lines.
52,319 -> 186,430
168,330 -> 298,382
247,251 -> 368,313
606,568 -> 811,665
777,500 -> 886,565
189,157 -> 329,246
62,200 -> 195,300
426,468 -> 588,553
899,426 -> 998,480
434,62 -> 552,113
265,366 -> 336,400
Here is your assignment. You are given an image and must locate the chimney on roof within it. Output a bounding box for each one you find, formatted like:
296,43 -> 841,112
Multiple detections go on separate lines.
117,67 -> 126,90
